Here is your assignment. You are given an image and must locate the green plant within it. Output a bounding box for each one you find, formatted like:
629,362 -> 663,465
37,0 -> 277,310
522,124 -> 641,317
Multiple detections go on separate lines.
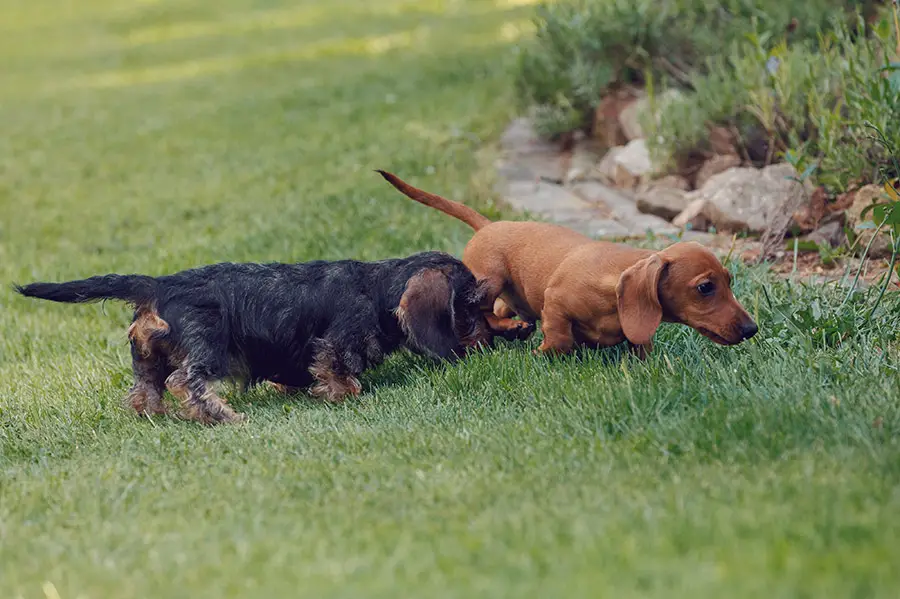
850,123 -> 900,317
515,0 -> 674,135
515,0 -> 886,137
647,14 -> 900,192
762,276 -> 900,350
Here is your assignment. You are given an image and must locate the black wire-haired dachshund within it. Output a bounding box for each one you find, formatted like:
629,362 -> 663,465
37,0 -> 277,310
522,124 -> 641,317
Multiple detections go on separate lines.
15,252 -> 491,425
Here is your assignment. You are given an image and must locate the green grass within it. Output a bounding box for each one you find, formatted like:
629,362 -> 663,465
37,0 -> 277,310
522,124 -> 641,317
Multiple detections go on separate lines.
1,1 -> 899,597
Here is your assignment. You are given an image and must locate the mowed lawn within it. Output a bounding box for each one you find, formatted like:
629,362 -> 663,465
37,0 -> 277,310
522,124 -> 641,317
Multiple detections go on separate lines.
1,0 -> 899,597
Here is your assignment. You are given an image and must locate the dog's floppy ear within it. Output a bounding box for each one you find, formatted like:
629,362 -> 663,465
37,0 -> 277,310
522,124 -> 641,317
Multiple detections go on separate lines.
616,254 -> 667,347
397,269 -> 460,360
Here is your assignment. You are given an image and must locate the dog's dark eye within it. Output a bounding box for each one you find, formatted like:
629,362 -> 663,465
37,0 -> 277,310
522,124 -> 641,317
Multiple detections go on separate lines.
697,281 -> 716,297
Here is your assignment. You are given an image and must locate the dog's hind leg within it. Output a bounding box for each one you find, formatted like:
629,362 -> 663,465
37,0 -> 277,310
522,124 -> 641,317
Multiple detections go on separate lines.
126,350 -> 170,415
166,367 -> 245,425
536,289 -> 576,354
164,314 -> 245,425
125,310 -> 171,416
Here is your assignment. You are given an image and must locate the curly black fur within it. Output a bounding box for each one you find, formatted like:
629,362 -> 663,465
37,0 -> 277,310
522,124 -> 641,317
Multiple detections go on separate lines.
16,251 -> 491,424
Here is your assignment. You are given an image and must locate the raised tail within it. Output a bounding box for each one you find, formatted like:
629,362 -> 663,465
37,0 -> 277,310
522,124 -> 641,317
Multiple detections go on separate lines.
14,274 -> 158,306
376,170 -> 492,231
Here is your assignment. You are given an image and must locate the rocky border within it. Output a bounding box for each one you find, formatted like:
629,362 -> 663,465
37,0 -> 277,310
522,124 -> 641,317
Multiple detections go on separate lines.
494,109 -> 898,289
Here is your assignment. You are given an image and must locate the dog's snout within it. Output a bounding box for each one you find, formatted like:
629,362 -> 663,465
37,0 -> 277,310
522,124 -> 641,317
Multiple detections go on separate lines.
740,320 -> 758,340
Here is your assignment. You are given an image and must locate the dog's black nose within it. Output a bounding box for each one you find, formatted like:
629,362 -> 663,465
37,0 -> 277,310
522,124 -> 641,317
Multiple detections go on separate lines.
741,320 -> 758,340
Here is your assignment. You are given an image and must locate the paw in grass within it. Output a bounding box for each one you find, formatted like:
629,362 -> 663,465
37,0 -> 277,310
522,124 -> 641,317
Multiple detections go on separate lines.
499,320 -> 535,341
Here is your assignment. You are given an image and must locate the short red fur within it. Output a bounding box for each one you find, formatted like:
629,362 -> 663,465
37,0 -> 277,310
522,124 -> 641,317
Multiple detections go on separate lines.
378,170 -> 758,357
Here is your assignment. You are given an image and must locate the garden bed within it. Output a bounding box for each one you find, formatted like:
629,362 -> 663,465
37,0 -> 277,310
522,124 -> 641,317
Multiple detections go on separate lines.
511,0 -> 900,275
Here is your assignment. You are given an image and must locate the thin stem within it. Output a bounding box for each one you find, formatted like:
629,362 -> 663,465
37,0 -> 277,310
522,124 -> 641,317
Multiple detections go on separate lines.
841,217 -> 888,308
865,122 -> 900,181
791,237 -> 799,279
867,230 -> 899,322
892,0 -> 900,57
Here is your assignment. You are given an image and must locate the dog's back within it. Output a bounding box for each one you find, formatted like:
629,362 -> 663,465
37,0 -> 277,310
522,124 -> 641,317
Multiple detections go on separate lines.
464,221 -> 592,316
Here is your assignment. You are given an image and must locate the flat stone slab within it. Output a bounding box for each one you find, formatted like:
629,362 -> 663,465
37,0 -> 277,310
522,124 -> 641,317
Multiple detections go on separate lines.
573,219 -> 633,239
496,117 -> 567,183
496,118 -> 679,240
573,182 -> 679,236
499,181 -> 593,217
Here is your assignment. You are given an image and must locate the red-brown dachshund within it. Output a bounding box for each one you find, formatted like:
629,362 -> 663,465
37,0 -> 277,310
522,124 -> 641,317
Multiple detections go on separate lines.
378,171 -> 757,357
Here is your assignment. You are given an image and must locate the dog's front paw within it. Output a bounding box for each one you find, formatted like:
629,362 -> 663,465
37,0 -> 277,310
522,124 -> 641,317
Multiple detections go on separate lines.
500,320 -> 535,341
514,321 -> 535,340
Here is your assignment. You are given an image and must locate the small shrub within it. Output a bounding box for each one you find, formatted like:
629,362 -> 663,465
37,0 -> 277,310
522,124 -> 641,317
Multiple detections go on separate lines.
515,0 -> 884,137
648,16 -> 900,192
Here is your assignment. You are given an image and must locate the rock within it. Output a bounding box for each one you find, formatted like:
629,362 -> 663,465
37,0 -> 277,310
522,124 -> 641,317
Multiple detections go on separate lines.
495,116 -> 680,241
592,90 -> 636,148
652,175 -> 690,191
694,154 -> 742,190
635,186 -> 690,221
678,230 -> 719,246
564,140 -> 604,185
802,214 -> 845,248
792,186 -> 830,233
499,180 -> 594,219
573,181 -> 678,236
617,89 -> 682,141
592,146 -> 623,183
672,198 -> 711,231
846,184 -> 889,225
617,98 -> 644,141
707,126 -> 739,157
681,163 -> 808,234
845,184 -> 893,258
612,139 -> 653,189
496,118 -> 565,183
575,219 -> 633,240
500,117 -> 539,151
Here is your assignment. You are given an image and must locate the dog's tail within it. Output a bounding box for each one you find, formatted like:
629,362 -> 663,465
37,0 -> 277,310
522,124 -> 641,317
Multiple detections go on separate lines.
14,274 -> 158,306
376,170 -> 492,231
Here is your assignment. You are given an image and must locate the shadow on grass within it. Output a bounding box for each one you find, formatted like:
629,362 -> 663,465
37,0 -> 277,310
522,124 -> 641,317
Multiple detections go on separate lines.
217,351 -> 440,418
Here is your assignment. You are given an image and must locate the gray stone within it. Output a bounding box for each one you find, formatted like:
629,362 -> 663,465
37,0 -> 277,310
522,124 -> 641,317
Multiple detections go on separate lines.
500,180 -> 591,218
500,117 -> 540,151
494,151 -> 563,184
564,140 -> 604,185
803,216 -> 845,248
496,117 -> 689,240
845,184 -> 893,258
497,178 -> 634,240
683,163 -> 808,234
694,154 -> 742,190
497,118 -> 565,182
573,182 -> 678,236
678,230 -> 719,245
617,98 -> 645,141
625,214 -> 681,236
617,89 -> 682,141
612,139 -> 654,188
672,198 -> 711,230
555,217 -> 631,239
635,186 -> 690,221
581,219 -> 633,239
651,175 -> 690,191
574,181 -> 635,212
592,146 -> 623,184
